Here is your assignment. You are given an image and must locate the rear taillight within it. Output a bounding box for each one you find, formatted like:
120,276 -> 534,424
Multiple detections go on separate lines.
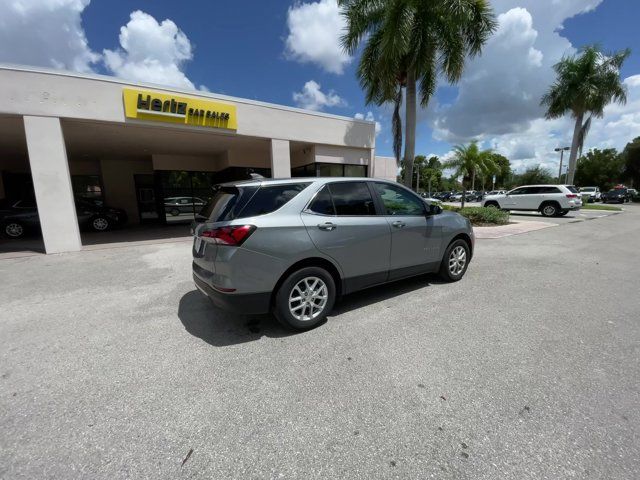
200,225 -> 256,246
566,194 -> 578,198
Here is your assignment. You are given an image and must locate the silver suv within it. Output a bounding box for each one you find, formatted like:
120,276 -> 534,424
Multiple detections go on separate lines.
192,178 -> 474,329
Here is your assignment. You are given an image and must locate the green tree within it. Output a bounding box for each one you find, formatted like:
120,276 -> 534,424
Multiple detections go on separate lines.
515,165 -> 554,186
541,45 -> 630,184
487,153 -> 511,188
442,142 -> 496,207
621,137 -> 640,188
574,148 -> 624,190
339,0 -> 496,188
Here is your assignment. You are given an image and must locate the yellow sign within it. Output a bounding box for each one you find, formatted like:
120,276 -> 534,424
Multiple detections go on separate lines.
123,88 -> 237,130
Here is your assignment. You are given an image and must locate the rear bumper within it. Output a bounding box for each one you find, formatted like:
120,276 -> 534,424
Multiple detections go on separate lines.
193,273 -> 271,315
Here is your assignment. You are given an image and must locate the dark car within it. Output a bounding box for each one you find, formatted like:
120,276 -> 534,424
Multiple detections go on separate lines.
1,198 -> 127,239
601,188 -> 630,204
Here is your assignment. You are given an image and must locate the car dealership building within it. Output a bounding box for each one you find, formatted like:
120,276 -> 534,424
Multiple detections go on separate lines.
0,65 -> 396,254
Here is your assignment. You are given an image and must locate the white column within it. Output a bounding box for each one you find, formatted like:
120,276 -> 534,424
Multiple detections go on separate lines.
24,116 -> 81,253
368,148 -> 376,177
270,139 -> 291,178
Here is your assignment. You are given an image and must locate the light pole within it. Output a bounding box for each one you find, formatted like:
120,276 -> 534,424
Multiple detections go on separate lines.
555,147 -> 570,183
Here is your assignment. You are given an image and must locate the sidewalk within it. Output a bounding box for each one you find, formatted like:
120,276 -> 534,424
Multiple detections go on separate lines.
474,219 -> 557,239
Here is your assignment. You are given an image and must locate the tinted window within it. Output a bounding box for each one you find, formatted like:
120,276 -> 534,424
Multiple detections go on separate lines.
374,183 -> 425,216
565,185 -> 579,193
539,186 -> 561,194
509,188 -> 527,195
238,183 -> 309,218
328,182 -> 376,216
14,199 -> 37,209
308,186 -> 335,215
201,186 -> 258,222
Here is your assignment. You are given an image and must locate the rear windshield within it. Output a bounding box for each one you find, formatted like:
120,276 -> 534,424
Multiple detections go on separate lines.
581,187 -> 595,192
565,185 -> 579,193
200,183 -> 309,222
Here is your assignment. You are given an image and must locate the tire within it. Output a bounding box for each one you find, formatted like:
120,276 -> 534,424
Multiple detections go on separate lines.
90,216 -> 110,232
484,201 -> 499,209
439,239 -> 470,282
274,266 -> 336,330
559,210 -> 569,216
4,221 -> 25,239
170,208 -> 180,216
540,202 -> 559,217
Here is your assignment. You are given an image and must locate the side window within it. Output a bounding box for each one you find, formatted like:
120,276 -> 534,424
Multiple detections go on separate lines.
510,188 -> 526,195
236,183 -> 309,218
373,183 -> 425,216
540,186 -> 561,194
308,186 -> 335,215
328,182 -> 376,216
524,187 -> 541,194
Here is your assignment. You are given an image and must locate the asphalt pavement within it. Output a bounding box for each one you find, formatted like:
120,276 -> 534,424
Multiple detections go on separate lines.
1,204 -> 639,479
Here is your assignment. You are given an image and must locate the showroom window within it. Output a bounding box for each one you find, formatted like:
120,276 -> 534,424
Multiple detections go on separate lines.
72,175 -> 103,203
292,163 -> 367,178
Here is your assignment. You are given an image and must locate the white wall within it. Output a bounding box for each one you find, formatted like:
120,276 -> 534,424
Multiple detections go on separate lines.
372,156 -> 399,182
314,145 -> 371,165
0,66 -> 376,150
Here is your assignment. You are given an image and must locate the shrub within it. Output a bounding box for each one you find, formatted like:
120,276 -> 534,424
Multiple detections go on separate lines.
442,205 -> 510,225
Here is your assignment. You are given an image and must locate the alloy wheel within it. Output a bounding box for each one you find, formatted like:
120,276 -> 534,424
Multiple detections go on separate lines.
5,223 -> 24,238
288,276 -> 328,322
92,217 -> 109,231
542,205 -> 556,216
448,246 -> 467,276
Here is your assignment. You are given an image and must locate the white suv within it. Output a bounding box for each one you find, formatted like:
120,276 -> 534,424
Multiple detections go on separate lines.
481,185 -> 582,217
579,186 -> 601,202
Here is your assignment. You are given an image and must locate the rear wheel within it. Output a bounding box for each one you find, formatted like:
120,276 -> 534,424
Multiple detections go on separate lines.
540,202 -> 559,217
439,239 -> 470,282
274,266 -> 336,330
170,208 -> 180,216
4,221 -> 25,238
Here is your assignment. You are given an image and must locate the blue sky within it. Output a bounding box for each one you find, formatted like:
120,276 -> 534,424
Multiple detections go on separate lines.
1,0 -> 639,170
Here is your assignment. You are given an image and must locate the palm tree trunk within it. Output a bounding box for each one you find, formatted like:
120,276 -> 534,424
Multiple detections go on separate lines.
566,112 -> 584,185
461,184 -> 466,209
402,69 -> 417,188
471,169 -> 476,191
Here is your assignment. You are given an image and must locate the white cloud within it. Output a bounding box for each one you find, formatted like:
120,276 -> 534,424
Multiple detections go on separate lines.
293,80 -> 346,111
355,111 -> 382,135
285,0 -> 351,74
428,0 -> 639,171
103,10 -> 201,90
0,0 -> 99,72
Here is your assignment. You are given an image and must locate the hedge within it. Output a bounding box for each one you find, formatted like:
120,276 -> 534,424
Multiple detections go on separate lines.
442,205 -> 510,226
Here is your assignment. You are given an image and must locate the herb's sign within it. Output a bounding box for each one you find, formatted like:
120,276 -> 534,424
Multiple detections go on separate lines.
123,88 -> 237,130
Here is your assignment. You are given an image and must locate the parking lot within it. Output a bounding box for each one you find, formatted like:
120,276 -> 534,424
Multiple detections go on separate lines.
1,204 -> 639,479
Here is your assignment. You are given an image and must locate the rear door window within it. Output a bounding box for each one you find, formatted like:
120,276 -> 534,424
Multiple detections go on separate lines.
539,186 -> 561,193
328,182 -> 376,216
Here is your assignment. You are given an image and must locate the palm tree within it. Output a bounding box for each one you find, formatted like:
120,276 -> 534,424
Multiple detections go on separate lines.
443,142 -> 496,208
339,0 -> 496,188
541,45 -> 630,184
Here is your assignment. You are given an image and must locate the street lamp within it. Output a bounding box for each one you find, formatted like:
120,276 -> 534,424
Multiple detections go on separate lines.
555,147 -> 570,183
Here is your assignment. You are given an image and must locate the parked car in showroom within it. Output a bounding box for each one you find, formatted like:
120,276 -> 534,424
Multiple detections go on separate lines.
579,186 -> 601,202
601,188 -> 631,203
481,184 -> 582,216
164,196 -> 206,216
1,198 -> 127,239
192,177 -> 474,330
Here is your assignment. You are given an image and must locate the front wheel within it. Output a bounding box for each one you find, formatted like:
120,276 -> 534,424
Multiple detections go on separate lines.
484,201 -> 499,209
4,221 -> 25,238
90,216 -> 110,232
439,239 -> 470,282
274,267 -> 336,330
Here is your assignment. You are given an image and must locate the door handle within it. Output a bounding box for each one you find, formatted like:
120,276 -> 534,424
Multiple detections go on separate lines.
318,222 -> 337,231
392,221 -> 406,228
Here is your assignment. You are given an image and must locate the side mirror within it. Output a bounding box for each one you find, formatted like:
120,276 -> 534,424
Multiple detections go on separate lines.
427,203 -> 442,215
